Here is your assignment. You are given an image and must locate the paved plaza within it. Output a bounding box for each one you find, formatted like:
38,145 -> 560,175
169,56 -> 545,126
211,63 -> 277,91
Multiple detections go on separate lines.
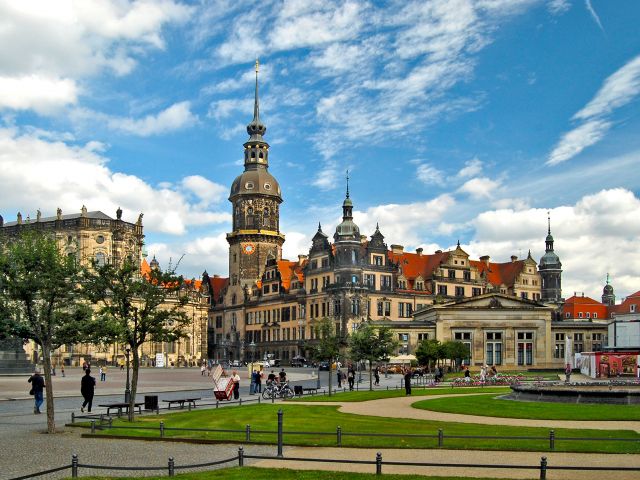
1,369 -> 638,479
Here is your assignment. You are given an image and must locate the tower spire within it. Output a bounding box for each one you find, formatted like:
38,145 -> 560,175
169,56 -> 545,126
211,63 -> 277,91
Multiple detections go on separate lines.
346,169 -> 350,199
246,58 -> 266,142
253,59 -> 260,125
547,210 -> 551,235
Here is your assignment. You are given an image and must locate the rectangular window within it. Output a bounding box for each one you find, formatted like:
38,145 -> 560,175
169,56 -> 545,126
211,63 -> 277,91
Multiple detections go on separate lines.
398,302 -> 413,318
398,333 -> 409,342
517,332 -> 533,366
272,283 -> 279,292
455,286 -> 464,297
578,312 -> 583,318
486,332 -> 502,365
554,333 -> 565,359
364,274 -> 376,289
463,271 -> 471,281
215,316 -> 223,329
454,332 -> 472,365
521,292 -> 528,299
472,288 -> 481,296
381,275 -> 392,290
574,333 -> 584,353
321,257 -> 329,268
263,285 -> 270,294
418,333 -> 429,341
438,285 -> 447,296
593,312 -> 597,319
373,255 -> 384,266
448,270 -> 456,279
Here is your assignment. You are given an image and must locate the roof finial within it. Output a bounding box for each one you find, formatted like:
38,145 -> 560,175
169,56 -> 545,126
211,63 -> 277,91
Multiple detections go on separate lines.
547,210 -> 551,235
318,222 -> 322,231
457,239 -> 460,248
606,272 -> 610,285
253,58 -> 260,124
376,222 -> 379,231
346,169 -> 350,199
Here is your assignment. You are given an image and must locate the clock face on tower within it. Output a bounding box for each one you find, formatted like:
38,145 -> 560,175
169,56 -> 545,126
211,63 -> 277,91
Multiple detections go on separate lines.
242,243 -> 255,255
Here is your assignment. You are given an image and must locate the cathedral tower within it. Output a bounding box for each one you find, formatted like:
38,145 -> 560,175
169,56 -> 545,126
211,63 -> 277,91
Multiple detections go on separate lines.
227,60 -> 284,294
539,213 -> 562,304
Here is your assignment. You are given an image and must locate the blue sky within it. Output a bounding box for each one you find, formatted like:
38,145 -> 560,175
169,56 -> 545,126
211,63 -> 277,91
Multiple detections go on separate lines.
1,0 -> 640,299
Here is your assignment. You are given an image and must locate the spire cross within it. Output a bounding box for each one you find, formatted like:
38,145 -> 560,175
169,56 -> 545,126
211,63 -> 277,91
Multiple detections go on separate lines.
606,272 -> 610,285
547,210 -> 551,235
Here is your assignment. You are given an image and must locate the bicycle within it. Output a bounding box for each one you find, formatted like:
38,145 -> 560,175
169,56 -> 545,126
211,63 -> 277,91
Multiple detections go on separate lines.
262,381 -> 294,400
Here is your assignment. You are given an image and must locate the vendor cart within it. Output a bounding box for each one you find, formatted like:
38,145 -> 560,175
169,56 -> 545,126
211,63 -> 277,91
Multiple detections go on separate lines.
212,364 -> 233,400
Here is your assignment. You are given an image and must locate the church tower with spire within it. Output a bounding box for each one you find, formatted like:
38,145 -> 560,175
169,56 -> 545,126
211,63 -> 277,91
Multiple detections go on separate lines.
539,213 -> 563,304
227,60 -> 284,294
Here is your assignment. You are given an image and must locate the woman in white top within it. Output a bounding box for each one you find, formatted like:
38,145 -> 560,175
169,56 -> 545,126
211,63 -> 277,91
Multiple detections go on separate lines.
232,370 -> 241,400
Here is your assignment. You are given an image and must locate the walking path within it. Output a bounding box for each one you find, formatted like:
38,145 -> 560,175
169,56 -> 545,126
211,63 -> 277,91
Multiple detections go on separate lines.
295,392 -> 640,432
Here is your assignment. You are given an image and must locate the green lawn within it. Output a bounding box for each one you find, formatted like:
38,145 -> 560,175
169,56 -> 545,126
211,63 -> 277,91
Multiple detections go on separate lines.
89,402 -> 640,453
413,394 -> 640,420
71,467 -> 503,480
291,386 -> 510,402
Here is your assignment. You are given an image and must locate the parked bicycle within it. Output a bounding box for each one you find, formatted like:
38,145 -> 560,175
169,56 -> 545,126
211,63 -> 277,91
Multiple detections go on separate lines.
262,381 -> 294,399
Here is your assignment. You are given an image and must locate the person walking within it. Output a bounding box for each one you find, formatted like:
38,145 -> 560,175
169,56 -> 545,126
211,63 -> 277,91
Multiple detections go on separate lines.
99,366 -> 104,382
404,368 -> 412,396
250,370 -> 257,395
279,368 -> 287,383
28,368 -> 45,414
80,368 -> 96,413
374,366 -> 380,386
232,370 -> 241,400
336,369 -> 343,388
255,370 -> 262,393
200,364 -> 206,376
347,366 -> 355,391
565,364 -> 572,383
480,365 -> 487,383
61,364 -> 66,377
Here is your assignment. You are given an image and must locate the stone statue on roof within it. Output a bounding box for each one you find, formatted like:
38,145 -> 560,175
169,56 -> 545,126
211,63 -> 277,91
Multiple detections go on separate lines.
56,208 -> 62,220
81,205 -> 87,217
16,212 -> 22,224
36,209 -> 41,221
137,213 -> 143,225
116,207 -> 122,220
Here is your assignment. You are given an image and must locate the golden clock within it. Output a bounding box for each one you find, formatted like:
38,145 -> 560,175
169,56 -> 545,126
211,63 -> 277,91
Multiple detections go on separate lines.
243,243 -> 255,255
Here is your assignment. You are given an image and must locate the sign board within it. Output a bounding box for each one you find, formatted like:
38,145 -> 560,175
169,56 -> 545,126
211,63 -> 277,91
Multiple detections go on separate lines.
155,353 -> 165,368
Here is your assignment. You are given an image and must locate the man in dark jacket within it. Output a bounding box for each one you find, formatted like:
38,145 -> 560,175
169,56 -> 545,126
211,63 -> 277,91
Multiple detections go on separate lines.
80,368 -> 96,413
404,368 -> 412,395
28,368 -> 45,414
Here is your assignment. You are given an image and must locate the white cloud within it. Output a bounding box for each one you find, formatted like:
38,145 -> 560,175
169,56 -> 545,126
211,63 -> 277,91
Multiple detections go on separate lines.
416,163 -> 445,185
0,0 -> 191,114
585,0 -> 604,32
0,75 -> 78,114
0,127 -> 229,235
458,177 -> 501,199
108,101 -> 197,136
456,158 -> 483,178
547,119 -> 611,165
547,0 -> 571,15
574,55 -> 640,121
181,175 -> 227,206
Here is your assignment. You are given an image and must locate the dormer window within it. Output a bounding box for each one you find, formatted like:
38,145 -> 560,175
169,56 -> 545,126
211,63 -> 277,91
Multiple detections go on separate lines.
264,183 -> 271,190
245,182 -> 254,190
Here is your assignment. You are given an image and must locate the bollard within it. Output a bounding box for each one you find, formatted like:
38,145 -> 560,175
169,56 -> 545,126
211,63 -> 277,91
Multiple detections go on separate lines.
549,430 -> 555,451
376,452 -> 382,475
71,454 -> 78,478
156,406 -> 160,415
246,424 -> 251,442
160,421 -> 165,438
240,398 -> 242,406
71,412 -> 75,424
386,386 -> 389,391
238,446 -> 244,467
337,426 -> 342,447
272,395 -> 275,404
168,457 -> 175,477
216,400 -> 219,409
108,417 -> 113,429
90,420 -> 96,434
438,428 -> 444,447
277,409 -> 284,458
539,456 -> 547,480
258,396 -> 261,404
188,401 -> 192,412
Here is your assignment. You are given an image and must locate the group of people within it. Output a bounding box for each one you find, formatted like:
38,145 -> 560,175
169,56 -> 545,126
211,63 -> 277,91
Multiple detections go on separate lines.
336,366 -> 356,390
465,364 -> 499,382
28,365 -> 98,415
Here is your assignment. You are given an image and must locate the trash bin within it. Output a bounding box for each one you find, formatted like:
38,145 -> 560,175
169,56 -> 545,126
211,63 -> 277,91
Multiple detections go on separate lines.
145,395 -> 158,411
294,385 -> 303,396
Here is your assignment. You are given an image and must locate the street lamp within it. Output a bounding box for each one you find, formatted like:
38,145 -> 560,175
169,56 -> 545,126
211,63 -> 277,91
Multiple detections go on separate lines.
124,346 -> 131,403
249,341 -> 256,366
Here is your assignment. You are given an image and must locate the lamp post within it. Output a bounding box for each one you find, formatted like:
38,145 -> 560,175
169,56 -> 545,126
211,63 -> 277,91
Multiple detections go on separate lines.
249,341 -> 256,366
124,346 -> 131,403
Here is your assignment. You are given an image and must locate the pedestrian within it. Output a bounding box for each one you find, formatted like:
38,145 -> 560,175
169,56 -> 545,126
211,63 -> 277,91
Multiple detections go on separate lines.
480,365 -> 487,383
82,361 -> 88,372
565,364 -> 572,383
61,364 -> 65,377
490,365 -> 498,377
232,369 -> 240,400
336,369 -> 343,388
347,366 -> 355,391
250,370 -> 257,395
464,366 -> 471,383
267,370 -> 277,385
99,366 -> 104,382
51,364 -> 56,376
404,368 -> 412,395
28,367 -> 45,414
80,368 -> 96,413
374,366 -> 380,386
102,365 -> 107,381
200,364 -> 206,376
279,368 -> 287,383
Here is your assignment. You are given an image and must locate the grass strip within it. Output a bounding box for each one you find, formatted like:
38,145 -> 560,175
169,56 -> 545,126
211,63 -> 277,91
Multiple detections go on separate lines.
91,403 -> 640,453
69,466 -> 504,480
413,394 -> 640,420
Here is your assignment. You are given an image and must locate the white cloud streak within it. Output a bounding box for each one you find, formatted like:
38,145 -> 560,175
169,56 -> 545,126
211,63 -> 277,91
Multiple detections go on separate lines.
585,0 -> 604,32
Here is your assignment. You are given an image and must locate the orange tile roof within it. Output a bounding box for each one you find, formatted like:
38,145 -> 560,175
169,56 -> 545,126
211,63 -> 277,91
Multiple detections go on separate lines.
564,295 -> 603,305
277,260 -> 305,291
387,250 -> 449,293
208,276 -> 229,303
470,260 -> 524,287
609,290 -> 640,316
140,258 -> 151,278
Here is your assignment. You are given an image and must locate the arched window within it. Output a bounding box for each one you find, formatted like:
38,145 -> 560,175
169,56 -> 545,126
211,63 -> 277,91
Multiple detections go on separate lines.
351,250 -> 357,264
95,252 -> 106,266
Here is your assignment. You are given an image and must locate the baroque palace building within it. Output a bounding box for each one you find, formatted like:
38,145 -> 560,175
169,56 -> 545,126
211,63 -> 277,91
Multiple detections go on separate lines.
0,207 -> 208,367
205,66 -> 609,370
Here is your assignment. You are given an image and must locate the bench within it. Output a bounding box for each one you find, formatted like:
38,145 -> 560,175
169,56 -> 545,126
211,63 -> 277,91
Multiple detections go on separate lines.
99,402 -> 144,417
162,397 -> 201,409
302,387 -> 319,395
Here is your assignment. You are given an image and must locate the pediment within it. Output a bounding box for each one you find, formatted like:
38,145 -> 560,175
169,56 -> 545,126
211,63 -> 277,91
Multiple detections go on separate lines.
441,293 -> 548,309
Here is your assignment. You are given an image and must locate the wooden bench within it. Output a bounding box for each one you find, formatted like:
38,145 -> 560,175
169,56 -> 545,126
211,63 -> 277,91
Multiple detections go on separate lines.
302,387 -> 319,395
99,402 -> 144,417
162,397 -> 201,409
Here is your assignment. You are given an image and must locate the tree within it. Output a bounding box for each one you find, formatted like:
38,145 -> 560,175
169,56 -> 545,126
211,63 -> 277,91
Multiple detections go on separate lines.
308,317 -> 346,396
415,339 -> 442,371
0,231 -> 90,433
81,258 -> 190,421
348,323 -> 397,390
442,341 -> 470,369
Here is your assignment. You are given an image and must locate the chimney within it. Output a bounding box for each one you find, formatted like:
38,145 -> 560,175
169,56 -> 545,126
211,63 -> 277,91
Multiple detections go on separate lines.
391,244 -> 404,254
213,274 -> 220,278
480,255 -> 490,266
298,254 -> 308,265
511,255 -> 518,263
435,249 -> 442,254
416,247 -> 423,256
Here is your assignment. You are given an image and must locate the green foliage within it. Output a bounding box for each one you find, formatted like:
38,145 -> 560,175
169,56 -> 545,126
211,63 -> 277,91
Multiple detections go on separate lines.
0,231 -> 91,433
291,387 -> 510,402
349,323 -> 397,390
308,317 -> 345,363
415,339 -> 441,368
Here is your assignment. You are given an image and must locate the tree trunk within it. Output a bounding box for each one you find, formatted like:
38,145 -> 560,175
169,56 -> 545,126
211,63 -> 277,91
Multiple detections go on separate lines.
128,346 -> 140,422
369,359 -> 373,391
41,344 -> 56,434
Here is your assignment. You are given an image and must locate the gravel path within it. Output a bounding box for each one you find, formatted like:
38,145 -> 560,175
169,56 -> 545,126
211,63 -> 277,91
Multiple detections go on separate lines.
296,392 -> 640,432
